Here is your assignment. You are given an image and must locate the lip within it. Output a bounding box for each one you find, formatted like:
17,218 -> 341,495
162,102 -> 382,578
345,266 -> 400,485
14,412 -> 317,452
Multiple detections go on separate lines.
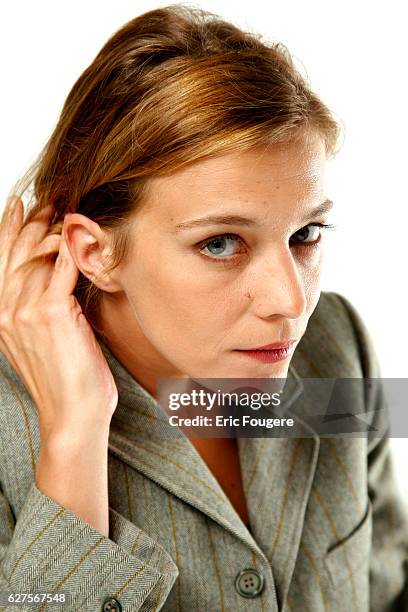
237,339 -> 298,351
233,339 -> 297,363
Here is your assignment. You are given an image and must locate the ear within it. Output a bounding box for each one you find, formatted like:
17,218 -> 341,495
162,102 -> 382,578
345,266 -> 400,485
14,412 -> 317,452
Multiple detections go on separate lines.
62,213 -> 123,293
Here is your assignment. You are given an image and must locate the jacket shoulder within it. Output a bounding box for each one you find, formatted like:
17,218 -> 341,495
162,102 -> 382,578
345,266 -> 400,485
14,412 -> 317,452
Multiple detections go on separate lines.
291,290 -> 381,378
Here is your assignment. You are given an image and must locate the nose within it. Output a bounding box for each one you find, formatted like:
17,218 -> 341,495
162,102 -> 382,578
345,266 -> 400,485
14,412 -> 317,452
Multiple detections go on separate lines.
248,247 -> 308,319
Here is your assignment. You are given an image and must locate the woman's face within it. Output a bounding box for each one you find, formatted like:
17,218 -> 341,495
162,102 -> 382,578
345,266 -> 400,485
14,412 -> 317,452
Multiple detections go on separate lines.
98,134 -> 331,384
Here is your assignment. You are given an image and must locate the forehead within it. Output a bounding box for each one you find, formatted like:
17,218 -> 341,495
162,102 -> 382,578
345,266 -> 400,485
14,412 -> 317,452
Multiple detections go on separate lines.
138,136 -> 327,221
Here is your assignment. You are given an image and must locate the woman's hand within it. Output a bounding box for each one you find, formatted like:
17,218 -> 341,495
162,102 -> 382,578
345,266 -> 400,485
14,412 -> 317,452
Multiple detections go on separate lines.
0,195 -> 118,443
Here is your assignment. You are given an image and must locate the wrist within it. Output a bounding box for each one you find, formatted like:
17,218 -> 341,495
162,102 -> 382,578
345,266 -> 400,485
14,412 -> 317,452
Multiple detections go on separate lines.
39,424 -> 110,459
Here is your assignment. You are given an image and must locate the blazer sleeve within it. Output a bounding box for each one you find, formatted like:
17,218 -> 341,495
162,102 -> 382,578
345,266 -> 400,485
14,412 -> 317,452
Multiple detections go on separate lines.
0,479 -> 179,612
333,292 -> 408,612
0,371 -> 179,611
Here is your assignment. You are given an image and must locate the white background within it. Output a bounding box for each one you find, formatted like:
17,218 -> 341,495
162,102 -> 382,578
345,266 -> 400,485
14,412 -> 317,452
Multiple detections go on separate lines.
0,1 -> 407,500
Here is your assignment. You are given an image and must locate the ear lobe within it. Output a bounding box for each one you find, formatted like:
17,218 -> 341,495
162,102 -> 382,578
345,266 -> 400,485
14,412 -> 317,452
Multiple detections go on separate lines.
92,265 -> 123,293
92,245 -> 124,293
91,269 -> 123,293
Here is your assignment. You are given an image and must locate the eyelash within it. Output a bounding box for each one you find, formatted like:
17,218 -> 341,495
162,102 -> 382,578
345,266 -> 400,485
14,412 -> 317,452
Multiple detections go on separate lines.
197,223 -> 336,264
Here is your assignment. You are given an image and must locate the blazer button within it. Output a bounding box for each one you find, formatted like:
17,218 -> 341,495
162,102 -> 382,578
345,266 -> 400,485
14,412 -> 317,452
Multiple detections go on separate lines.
235,568 -> 265,598
102,596 -> 122,612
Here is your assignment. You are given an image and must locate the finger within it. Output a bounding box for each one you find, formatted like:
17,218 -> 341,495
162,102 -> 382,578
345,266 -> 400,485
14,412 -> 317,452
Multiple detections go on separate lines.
1,234 -> 61,313
13,234 -> 62,307
46,224 -> 80,298
0,197 -> 24,271
0,196 -> 24,237
0,195 -> 20,225
6,203 -> 56,271
21,201 -> 55,227
30,232 -> 62,259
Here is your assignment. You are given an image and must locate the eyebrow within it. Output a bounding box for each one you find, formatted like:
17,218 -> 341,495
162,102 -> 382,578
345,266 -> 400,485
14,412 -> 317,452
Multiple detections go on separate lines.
174,199 -> 334,232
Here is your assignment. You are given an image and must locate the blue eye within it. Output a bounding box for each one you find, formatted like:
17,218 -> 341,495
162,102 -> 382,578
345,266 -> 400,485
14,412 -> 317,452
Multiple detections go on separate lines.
200,234 -> 242,258
197,223 -> 336,264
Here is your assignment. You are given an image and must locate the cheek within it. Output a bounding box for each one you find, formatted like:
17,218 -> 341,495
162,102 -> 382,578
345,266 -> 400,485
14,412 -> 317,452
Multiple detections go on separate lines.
301,255 -> 323,316
124,254 -> 241,338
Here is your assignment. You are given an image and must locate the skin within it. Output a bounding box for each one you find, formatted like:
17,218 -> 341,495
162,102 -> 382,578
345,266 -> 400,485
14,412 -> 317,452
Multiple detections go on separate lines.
64,132 -> 332,399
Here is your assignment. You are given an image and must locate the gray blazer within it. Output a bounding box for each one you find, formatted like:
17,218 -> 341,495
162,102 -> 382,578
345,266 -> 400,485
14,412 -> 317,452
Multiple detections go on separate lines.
0,291 -> 407,612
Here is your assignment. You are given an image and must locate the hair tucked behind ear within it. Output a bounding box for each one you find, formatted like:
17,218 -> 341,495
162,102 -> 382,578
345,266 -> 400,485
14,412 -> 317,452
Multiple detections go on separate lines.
11,3 -> 343,340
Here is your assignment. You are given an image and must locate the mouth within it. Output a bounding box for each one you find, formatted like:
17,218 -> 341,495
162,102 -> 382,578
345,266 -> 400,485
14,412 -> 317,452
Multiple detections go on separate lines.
233,340 -> 297,364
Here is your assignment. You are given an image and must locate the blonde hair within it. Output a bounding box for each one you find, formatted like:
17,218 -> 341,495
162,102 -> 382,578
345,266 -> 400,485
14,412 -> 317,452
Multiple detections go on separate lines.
13,4 -> 343,339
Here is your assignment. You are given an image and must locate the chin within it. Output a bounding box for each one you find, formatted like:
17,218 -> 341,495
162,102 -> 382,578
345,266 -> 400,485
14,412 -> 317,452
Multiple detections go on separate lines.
185,353 -> 291,379
219,363 -> 290,380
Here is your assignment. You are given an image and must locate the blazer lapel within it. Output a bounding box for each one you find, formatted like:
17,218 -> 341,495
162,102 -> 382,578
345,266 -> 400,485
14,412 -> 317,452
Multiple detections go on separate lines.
99,337 -> 258,552
99,337 -> 320,598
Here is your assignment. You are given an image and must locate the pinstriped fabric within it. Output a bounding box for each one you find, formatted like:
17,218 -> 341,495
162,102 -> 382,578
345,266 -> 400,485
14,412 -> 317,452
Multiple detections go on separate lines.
107,444 -> 274,611
8,508 -> 65,580
0,290 -> 408,610
166,496 -> 181,611
122,439 -> 229,505
123,463 -> 134,523
245,438 -> 268,494
39,535 -> 105,606
290,293 -> 363,379
249,549 -> 265,612
312,489 -> 359,611
0,481 -> 178,611
0,493 -> 15,538
205,517 -> 225,612
298,541 -> 330,610
325,439 -> 361,503
270,440 -> 302,558
131,530 -> 144,557
113,564 -> 151,600
285,436 -> 371,610
151,578 -> 164,612
0,371 -> 37,476
0,565 -> 9,589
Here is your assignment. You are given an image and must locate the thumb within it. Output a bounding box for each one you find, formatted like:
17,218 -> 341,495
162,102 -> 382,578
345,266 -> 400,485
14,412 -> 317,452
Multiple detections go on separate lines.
46,217 -> 80,297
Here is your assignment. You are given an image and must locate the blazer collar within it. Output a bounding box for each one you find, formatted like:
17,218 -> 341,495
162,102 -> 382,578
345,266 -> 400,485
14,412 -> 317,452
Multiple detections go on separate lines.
99,336 -> 320,602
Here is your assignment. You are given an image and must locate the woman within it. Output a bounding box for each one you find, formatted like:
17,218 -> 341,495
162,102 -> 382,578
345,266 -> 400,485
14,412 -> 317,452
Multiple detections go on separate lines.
0,5 -> 407,611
